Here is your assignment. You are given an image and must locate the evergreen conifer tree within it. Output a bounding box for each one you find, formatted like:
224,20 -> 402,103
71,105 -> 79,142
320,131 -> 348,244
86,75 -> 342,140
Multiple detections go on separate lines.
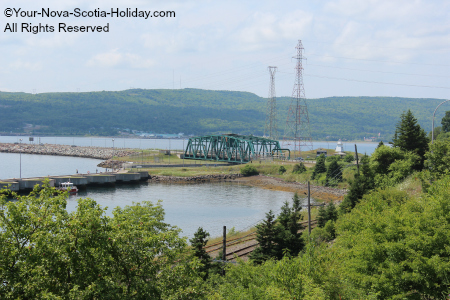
326,159 -> 342,182
312,154 -> 326,179
391,110 -> 429,170
250,210 -> 279,264
317,202 -> 339,228
275,205 -> 304,259
339,156 -> 374,214
317,205 -> 327,228
189,227 -> 212,278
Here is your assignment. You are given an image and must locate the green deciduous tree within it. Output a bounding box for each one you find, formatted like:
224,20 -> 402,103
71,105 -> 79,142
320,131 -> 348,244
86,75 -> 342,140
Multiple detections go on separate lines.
370,145 -> 419,188
371,145 -> 406,175
391,109 -> 429,170
424,138 -> 450,180
442,110 -> 450,132
335,178 -> 450,298
0,182 -> 188,299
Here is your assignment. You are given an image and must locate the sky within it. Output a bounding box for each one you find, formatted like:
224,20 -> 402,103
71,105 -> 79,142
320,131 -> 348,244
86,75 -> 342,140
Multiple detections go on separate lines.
1,0 -> 449,99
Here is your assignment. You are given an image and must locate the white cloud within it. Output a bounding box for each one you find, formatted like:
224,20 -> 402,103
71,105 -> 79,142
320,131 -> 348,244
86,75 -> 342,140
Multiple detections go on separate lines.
235,10 -> 313,51
8,60 -> 43,72
87,49 -> 154,68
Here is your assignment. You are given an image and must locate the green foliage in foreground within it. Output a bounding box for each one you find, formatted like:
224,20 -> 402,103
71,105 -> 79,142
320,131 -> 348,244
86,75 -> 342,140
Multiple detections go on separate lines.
0,183 -> 204,299
335,179 -> 450,298
209,176 -> 450,299
0,175 -> 449,298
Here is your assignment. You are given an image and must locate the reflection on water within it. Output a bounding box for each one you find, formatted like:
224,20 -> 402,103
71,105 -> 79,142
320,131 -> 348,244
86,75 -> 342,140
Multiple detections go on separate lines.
67,181 -> 315,239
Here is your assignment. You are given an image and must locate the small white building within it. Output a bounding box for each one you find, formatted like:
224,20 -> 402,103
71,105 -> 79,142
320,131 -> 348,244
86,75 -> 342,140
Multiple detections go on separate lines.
335,139 -> 345,156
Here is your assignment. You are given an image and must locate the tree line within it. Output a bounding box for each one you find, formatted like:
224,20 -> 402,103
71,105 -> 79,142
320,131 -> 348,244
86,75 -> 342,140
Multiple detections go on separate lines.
0,89 -> 447,140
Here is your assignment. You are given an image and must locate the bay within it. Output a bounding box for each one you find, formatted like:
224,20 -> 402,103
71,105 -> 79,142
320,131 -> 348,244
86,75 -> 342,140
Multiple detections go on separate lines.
69,181 -> 306,239
0,152 -> 102,179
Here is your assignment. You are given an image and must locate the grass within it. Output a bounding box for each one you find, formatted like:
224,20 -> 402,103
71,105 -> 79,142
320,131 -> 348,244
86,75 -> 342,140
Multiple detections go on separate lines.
394,173 -> 423,197
129,159 -> 356,189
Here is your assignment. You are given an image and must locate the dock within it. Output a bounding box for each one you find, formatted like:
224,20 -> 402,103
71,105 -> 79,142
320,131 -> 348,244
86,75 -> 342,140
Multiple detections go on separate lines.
0,171 -> 149,192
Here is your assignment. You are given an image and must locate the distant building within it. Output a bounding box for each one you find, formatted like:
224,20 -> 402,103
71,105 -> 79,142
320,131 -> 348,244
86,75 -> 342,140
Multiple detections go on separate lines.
316,149 -> 327,157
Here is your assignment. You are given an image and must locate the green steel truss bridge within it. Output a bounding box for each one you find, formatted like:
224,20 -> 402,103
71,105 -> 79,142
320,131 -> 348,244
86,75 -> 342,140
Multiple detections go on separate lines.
183,134 -> 288,164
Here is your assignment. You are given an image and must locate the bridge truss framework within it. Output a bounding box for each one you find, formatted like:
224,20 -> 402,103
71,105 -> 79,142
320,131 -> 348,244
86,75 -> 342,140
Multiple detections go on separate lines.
184,134 -> 287,164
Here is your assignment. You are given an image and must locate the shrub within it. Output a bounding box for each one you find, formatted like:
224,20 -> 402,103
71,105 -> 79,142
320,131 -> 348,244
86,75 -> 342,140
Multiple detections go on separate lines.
278,166 -> 286,174
326,155 -> 340,162
240,164 -> 259,176
343,153 -> 354,162
292,163 -> 307,174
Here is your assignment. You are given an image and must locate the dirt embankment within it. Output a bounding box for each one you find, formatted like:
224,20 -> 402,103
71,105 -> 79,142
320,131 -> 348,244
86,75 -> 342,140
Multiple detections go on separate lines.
232,175 -> 347,202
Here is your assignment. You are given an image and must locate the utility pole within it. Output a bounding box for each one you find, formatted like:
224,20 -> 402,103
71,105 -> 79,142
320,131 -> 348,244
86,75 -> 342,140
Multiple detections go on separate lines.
19,139 -> 23,179
307,181 -> 311,234
264,66 -> 278,140
284,40 -> 313,159
355,144 -> 359,175
222,225 -> 226,276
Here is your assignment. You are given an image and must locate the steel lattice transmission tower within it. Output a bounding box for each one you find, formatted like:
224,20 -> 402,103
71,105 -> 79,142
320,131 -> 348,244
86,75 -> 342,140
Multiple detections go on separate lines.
264,66 -> 278,140
284,40 -> 313,157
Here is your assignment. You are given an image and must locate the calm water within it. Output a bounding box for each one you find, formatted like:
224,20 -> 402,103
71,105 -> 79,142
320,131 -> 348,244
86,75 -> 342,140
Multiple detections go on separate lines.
0,136 -> 379,155
0,151 -> 312,239
0,152 -> 102,179
69,182 -> 307,239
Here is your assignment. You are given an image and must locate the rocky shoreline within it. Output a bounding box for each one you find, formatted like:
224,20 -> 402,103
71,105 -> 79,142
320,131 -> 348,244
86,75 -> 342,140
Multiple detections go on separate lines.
148,173 -> 242,183
0,143 -> 138,160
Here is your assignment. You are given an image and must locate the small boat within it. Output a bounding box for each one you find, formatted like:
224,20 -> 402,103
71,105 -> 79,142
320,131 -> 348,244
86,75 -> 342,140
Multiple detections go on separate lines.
58,182 -> 78,194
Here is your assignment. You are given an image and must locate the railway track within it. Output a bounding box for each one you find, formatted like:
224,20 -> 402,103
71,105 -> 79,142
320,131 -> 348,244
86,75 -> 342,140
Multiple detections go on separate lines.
205,219 -> 318,260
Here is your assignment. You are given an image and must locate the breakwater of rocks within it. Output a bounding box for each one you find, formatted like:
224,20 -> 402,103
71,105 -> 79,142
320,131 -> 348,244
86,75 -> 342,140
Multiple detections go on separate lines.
0,143 -> 138,160
148,174 -> 242,183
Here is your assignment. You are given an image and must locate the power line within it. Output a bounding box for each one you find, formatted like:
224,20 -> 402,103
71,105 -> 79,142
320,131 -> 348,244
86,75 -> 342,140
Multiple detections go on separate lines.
305,73 -> 450,89
306,53 -> 450,67
306,63 -> 450,79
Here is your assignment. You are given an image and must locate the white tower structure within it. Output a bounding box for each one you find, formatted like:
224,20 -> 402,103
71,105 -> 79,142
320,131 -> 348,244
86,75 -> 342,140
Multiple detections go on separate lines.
335,139 -> 344,154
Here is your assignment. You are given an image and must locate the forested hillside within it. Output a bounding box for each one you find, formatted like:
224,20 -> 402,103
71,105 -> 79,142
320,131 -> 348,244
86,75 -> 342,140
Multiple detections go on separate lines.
0,89 -> 445,140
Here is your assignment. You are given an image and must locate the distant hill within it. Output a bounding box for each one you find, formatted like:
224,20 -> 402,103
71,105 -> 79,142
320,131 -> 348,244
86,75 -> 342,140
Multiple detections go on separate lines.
0,89 -> 445,141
